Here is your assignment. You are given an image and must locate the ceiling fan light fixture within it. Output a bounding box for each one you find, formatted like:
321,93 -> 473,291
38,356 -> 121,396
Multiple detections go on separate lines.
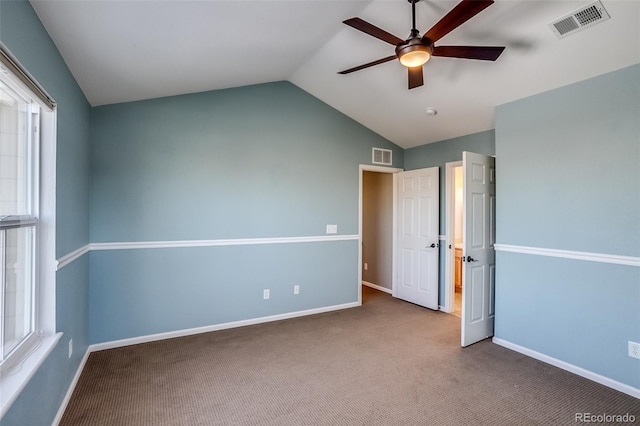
399,50 -> 431,67
396,40 -> 433,68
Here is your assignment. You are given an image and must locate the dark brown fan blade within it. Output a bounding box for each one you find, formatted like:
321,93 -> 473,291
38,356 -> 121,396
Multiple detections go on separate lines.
424,0 -> 494,43
343,17 -> 404,46
338,55 -> 398,74
432,45 -> 505,61
408,66 -> 424,89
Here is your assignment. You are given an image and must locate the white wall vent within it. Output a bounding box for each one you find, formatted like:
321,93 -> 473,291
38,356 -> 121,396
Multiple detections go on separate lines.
549,1 -> 610,39
372,148 -> 392,165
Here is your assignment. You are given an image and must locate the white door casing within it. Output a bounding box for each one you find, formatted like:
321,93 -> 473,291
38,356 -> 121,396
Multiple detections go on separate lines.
396,167 -> 439,310
461,152 -> 496,347
444,161 -> 462,313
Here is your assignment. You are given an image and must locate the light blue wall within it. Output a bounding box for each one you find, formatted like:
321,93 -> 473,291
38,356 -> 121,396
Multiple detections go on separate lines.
494,64 -> 640,389
404,130 -> 495,305
404,130 -> 495,175
496,66 -> 639,257
0,0 -> 91,425
90,242 -> 357,342
89,82 -> 402,343
90,82 -> 402,241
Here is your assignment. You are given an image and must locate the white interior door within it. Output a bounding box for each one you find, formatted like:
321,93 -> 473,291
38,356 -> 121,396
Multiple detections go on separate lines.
461,152 -> 496,347
396,167 -> 439,310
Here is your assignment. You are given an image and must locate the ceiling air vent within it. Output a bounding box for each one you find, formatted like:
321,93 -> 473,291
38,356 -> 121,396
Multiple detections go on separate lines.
549,1 -> 610,39
372,148 -> 392,166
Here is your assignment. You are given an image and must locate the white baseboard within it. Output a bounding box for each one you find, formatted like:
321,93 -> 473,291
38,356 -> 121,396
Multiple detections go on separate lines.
90,302 -> 360,352
362,281 -> 392,294
52,347 -> 91,426
492,337 -> 640,399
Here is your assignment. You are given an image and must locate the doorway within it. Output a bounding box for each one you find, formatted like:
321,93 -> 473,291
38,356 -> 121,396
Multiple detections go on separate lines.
359,165 -> 439,310
445,153 -> 496,347
358,165 -> 401,305
444,161 -> 463,315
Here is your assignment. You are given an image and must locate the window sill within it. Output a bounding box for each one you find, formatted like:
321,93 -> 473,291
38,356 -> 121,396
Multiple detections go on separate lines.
0,332 -> 62,419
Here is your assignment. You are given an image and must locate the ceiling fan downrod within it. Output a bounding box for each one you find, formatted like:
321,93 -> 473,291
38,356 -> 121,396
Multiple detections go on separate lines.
410,0 -> 420,38
397,0 -> 431,68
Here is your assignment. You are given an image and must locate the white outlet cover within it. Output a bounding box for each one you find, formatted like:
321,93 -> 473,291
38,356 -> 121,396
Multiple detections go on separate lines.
326,224 -> 337,234
629,341 -> 640,359
263,289 -> 270,300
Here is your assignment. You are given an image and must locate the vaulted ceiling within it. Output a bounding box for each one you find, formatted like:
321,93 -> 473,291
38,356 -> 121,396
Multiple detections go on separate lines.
30,0 -> 640,148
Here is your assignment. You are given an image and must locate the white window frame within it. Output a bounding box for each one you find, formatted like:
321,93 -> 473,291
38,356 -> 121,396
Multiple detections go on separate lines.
0,93 -> 39,364
0,59 -> 59,419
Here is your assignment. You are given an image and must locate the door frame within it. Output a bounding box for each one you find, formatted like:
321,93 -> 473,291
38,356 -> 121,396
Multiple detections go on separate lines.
443,160 -> 463,313
358,164 -> 402,305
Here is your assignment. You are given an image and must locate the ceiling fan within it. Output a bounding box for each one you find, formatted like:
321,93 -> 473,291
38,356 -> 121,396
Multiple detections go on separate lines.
338,0 -> 505,89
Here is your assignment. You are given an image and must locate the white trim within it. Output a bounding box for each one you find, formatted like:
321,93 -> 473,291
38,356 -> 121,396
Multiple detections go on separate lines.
91,235 -> 359,251
362,281 -> 392,294
52,347 -> 90,426
392,172 -> 399,298
443,160 -> 463,314
90,301 -> 360,352
56,244 -> 90,270
359,164 -> 402,174
493,337 -> 640,399
39,107 -> 57,337
0,333 -> 62,419
54,236 -> 360,270
494,244 -> 640,267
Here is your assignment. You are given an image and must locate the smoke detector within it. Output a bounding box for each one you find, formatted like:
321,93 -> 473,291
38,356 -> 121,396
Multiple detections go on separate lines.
549,1 -> 610,39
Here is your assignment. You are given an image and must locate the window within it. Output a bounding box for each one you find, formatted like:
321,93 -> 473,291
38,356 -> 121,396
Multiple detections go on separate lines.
0,73 -> 39,366
0,45 -> 57,418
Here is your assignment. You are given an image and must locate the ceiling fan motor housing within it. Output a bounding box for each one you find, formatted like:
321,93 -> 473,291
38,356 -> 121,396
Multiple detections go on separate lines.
395,38 -> 433,66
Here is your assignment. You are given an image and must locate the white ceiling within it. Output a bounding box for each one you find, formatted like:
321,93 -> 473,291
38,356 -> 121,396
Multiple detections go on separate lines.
30,0 -> 640,149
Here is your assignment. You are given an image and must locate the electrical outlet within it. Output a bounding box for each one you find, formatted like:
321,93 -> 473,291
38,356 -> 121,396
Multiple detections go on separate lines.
364,262 -> 368,271
629,341 -> 640,359
293,285 -> 300,295
68,339 -> 73,359
263,289 -> 270,300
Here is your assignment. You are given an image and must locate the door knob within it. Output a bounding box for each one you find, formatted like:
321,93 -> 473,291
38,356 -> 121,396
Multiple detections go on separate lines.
466,256 -> 478,262
429,243 -> 436,248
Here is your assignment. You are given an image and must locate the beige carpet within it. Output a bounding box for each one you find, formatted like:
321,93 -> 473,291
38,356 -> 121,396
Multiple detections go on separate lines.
60,287 -> 640,425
